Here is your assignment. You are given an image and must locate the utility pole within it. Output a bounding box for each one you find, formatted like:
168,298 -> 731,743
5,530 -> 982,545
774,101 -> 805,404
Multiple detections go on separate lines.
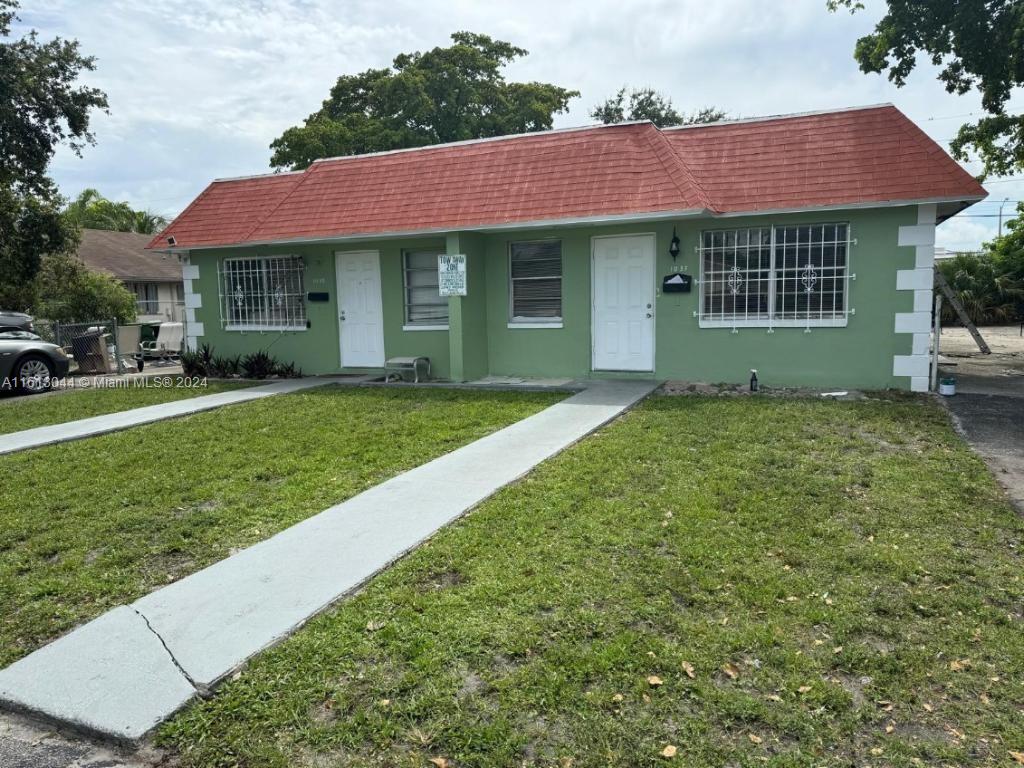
998,197 -> 1010,237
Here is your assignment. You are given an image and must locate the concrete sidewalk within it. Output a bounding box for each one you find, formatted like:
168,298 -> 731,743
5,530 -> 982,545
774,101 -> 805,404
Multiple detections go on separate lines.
0,379 -> 658,742
0,378 -> 329,455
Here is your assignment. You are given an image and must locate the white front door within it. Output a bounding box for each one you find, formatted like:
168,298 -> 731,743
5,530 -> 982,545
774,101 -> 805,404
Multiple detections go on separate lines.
592,234 -> 656,372
335,250 -> 385,368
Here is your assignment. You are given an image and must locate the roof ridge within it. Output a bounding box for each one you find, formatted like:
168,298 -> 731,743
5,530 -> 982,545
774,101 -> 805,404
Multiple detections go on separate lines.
662,103 -> 895,131
639,125 -> 714,212
309,121 -> 654,166
212,169 -> 305,183
236,167 -> 313,244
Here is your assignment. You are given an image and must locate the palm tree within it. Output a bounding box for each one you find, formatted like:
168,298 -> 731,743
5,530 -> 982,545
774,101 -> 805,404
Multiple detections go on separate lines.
937,252 -> 1023,325
63,189 -> 168,234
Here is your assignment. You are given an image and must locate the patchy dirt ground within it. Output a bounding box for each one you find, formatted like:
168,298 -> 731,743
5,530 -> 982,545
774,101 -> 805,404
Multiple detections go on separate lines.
939,325 -> 1024,379
660,381 -> 866,399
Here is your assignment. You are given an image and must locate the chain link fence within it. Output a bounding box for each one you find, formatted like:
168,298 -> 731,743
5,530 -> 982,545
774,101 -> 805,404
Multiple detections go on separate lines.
33,319 -> 129,375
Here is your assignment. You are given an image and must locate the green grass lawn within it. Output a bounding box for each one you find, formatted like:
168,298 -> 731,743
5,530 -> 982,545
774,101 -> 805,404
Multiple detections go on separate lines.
158,395 -> 1024,768
0,386 -> 561,668
0,381 -> 249,435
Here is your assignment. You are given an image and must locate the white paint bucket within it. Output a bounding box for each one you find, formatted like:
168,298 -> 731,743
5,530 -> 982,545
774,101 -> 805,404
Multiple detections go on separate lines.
938,378 -> 956,396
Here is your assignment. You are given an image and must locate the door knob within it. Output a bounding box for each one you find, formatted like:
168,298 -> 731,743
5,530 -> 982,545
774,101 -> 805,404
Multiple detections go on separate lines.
339,310 -> 346,321
646,312 -> 653,318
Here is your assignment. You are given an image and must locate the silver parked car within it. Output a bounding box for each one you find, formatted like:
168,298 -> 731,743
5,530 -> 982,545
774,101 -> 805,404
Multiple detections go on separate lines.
0,310 -> 34,333
0,328 -> 71,394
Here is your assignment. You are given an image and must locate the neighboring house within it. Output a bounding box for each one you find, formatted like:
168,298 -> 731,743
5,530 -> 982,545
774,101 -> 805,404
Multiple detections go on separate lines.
78,229 -> 185,323
933,247 -> 982,261
148,104 -> 985,391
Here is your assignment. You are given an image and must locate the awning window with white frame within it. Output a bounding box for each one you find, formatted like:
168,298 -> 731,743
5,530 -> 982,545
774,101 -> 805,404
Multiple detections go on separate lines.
403,249 -> 449,327
509,240 -> 562,324
698,222 -> 853,330
218,255 -> 307,331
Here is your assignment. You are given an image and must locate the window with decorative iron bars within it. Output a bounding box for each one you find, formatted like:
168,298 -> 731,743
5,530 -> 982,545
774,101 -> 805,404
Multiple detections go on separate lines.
509,240 -> 562,323
218,255 -> 306,330
403,250 -> 449,326
699,223 -> 852,330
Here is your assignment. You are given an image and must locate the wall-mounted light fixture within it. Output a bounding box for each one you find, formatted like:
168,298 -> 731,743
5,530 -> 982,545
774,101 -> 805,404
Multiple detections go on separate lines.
669,227 -> 681,261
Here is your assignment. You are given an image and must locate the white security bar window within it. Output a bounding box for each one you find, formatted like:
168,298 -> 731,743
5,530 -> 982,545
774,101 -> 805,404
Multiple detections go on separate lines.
699,223 -> 851,329
509,240 -> 562,323
700,228 -> 773,323
218,255 -> 306,330
774,224 -> 848,320
403,250 -> 449,326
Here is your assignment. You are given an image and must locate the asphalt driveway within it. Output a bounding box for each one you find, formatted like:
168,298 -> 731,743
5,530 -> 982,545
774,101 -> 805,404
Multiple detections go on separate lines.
942,372 -> 1024,512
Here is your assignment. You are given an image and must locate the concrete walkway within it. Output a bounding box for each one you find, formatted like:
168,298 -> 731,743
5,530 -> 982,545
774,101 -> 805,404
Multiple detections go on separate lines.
0,378 -> 329,455
0,380 -> 658,742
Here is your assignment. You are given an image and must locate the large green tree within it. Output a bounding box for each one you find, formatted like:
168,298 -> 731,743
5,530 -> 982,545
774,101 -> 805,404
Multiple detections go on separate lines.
0,0 -> 108,309
33,249 -> 137,324
270,32 -> 579,170
591,87 -> 726,127
988,202 -> 1024,294
828,0 -> 1024,178
64,188 -> 167,234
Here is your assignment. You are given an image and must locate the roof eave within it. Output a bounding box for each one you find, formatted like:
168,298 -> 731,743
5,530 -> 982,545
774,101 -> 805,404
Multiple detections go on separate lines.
151,208 -> 712,252
153,194 -> 987,253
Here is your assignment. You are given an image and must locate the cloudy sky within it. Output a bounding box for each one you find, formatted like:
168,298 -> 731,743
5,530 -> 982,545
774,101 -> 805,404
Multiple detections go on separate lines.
17,0 -> 1024,250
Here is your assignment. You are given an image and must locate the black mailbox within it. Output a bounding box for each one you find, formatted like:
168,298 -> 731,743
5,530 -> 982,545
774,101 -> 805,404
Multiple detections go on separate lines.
662,273 -> 692,293
307,291 -> 330,302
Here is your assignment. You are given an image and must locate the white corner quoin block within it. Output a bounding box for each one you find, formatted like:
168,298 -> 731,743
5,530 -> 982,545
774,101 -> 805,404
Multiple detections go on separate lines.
897,224 -> 936,248
894,312 -> 932,334
913,290 -> 933,312
896,268 -> 934,291
893,354 -> 929,378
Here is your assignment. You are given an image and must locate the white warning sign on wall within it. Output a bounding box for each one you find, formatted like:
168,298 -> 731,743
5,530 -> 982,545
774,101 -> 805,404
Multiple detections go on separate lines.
438,253 -> 467,296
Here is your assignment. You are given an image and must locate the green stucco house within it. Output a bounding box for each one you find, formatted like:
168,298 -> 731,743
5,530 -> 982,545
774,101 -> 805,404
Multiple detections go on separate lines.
149,104 -> 985,391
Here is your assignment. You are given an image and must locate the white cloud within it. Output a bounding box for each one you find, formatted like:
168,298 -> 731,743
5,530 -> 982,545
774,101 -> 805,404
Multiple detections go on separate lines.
18,0 -> 1021,249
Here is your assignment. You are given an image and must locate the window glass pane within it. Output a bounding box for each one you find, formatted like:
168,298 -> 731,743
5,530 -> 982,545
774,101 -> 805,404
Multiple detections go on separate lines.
403,250 -> 447,325
772,223 -> 847,321
510,241 -> 562,321
512,278 -> 562,318
699,227 -> 771,321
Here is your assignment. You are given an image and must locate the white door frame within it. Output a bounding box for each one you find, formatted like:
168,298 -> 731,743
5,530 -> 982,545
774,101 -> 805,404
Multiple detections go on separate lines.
334,249 -> 385,368
590,233 -> 657,373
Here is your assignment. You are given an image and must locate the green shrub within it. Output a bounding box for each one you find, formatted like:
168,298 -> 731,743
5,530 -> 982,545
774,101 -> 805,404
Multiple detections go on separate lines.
181,344 -> 300,379
210,355 -> 241,378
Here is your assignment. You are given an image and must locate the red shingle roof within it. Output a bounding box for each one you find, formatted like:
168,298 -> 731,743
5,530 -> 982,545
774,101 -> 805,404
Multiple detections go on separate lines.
149,105 -> 985,250
663,105 -> 984,212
